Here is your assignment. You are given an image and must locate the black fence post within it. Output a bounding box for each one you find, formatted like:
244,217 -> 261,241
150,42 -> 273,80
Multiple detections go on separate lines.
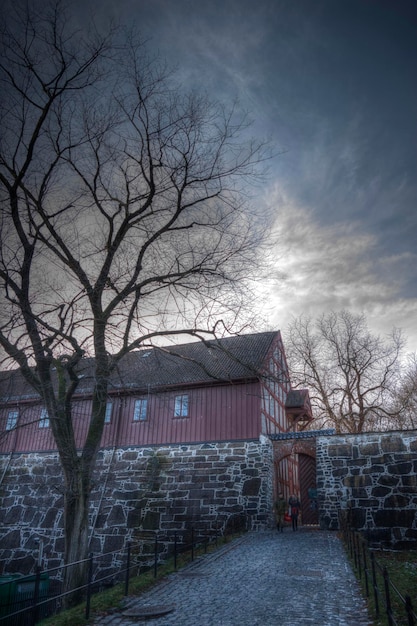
31,565 -> 42,626
125,542 -> 131,597
154,534 -> 158,578
405,595 -> 415,626
191,528 -> 195,562
348,528 -> 354,559
383,566 -> 394,626
370,551 -> 379,618
362,541 -> 369,597
174,533 -> 177,571
85,553 -> 94,621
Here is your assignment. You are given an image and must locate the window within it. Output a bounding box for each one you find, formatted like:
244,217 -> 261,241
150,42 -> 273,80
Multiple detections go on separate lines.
133,398 -> 148,421
39,408 -> 49,428
174,394 -> 189,417
6,410 -> 18,431
104,402 -> 113,424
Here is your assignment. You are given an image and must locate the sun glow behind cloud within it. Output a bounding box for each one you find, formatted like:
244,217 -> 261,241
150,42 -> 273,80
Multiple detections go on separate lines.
262,186 -> 417,354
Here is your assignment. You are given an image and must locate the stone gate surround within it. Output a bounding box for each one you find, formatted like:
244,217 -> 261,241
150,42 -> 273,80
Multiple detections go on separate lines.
0,436 -> 273,574
316,429 -> 417,548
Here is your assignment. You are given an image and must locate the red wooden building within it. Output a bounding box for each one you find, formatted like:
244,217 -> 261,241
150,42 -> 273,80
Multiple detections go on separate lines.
0,331 -> 312,454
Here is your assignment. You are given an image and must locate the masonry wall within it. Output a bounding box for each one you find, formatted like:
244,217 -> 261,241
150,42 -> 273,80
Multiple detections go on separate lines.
316,430 -> 417,548
0,436 -> 273,574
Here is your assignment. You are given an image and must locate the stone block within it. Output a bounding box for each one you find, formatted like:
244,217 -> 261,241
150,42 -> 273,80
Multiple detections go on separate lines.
383,494 -> 409,508
242,478 -> 261,496
1,529 -> 21,550
103,534 -> 125,553
328,444 -> 352,457
4,505 -> 25,524
242,468 -> 259,477
387,462 -> 412,475
127,508 -> 142,528
377,475 -> 399,487
351,488 -> 368,499
142,511 -> 160,530
392,539 -> 417,549
363,465 -> 385,474
359,442 -> 380,456
381,436 -> 407,453
371,486 -> 391,498
333,468 -> 348,477
344,474 -> 372,488
347,458 -> 369,467
373,509 -> 415,527
121,451 -> 140,461
6,553 -> 36,573
41,507 -> 60,528
366,527 -> 391,545
107,504 -> 126,526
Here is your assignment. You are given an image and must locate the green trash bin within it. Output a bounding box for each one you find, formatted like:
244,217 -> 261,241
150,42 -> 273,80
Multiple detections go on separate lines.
0,572 -> 50,618
0,573 -> 24,617
15,573 -> 50,614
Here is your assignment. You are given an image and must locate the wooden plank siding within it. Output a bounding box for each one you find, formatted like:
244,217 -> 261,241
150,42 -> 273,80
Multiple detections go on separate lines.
0,331 -> 300,454
0,380 -> 264,453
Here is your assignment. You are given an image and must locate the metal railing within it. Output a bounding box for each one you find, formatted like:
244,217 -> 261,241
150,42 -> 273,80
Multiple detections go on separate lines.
0,525 -> 227,626
341,524 -> 417,626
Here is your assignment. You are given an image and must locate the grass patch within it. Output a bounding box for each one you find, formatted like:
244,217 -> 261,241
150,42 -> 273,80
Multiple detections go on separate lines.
38,534 -> 240,626
367,550 -> 417,626
347,544 -> 417,626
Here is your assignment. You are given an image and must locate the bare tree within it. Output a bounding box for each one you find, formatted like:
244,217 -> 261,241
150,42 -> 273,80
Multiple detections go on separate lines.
285,310 -> 405,433
0,0 -> 269,595
392,353 -> 417,429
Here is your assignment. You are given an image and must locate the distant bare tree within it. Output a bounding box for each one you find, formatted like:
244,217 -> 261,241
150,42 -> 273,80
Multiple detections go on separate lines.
392,353 -> 417,429
0,0 -> 269,596
285,311 -> 405,433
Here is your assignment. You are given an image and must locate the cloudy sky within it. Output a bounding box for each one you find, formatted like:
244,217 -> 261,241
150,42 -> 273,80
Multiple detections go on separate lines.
76,0 -> 417,352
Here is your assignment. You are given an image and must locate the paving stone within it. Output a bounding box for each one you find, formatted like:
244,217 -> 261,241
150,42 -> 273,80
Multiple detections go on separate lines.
93,530 -> 371,625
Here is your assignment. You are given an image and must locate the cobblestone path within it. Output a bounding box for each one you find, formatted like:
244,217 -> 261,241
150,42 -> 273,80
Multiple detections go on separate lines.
94,529 -> 371,626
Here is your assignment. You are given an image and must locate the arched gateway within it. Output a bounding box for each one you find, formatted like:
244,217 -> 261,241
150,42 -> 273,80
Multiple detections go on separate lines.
269,430 -> 335,526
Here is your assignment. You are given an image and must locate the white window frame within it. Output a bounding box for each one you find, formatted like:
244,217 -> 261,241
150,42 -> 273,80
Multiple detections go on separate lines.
174,394 -> 189,418
6,410 -> 18,431
133,398 -> 148,422
39,408 -> 50,428
104,402 -> 113,424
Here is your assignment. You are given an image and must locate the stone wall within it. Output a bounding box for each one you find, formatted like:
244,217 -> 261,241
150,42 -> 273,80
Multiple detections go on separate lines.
317,430 -> 417,548
0,436 -> 273,574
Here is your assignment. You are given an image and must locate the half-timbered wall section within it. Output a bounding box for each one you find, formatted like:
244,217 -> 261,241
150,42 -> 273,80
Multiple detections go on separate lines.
260,332 -> 292,436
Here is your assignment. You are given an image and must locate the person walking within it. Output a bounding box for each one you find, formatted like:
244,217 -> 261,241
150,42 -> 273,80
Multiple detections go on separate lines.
274,493 -> 287,532
289,494 -> 301,531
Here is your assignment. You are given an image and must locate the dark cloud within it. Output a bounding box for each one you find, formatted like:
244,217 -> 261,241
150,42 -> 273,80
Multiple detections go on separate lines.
71,0 -> 417,349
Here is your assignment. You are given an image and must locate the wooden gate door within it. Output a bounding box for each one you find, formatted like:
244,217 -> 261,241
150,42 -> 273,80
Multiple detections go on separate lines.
299,454 -> 318,525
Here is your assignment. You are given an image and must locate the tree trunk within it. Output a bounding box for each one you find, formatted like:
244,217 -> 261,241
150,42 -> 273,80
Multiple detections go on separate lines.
62,463 -> 91,607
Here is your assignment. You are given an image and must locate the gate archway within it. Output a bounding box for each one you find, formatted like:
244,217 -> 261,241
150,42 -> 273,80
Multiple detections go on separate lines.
270,430 -> 334,527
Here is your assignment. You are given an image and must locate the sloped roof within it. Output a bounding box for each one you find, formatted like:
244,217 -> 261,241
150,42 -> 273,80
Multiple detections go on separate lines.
0,331 -> 279,402
285,388 -> 313,422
